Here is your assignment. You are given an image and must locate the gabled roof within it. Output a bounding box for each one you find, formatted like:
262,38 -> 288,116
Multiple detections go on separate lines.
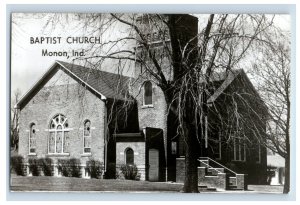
207,69 -> 242,103
57,61 -> 131,100
207,69 -> 268,114
15,61 -> 132,109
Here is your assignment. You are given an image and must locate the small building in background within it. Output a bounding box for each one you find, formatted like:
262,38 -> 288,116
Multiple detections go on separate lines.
267,154 -> 285,185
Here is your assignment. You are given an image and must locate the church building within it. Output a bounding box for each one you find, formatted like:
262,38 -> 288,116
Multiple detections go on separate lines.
15,14 -> 268,190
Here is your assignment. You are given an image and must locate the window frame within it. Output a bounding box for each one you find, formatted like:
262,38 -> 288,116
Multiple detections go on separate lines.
48,114 -> 70,155
233,136 -> 246,162
125,147 -> 134,165
143,81 -> 153,107
83,120 -> 92,154
215,131 -> 222,160
29,123 -> 37,154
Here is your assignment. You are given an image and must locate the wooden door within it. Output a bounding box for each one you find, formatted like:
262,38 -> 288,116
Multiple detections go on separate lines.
149,149 -> 159,181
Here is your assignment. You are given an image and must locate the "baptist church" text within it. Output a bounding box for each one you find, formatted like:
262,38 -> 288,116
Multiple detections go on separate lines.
30,36 -> 101,44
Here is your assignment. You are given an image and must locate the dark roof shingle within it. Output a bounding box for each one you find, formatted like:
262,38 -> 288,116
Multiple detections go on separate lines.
57,61 -> 132,100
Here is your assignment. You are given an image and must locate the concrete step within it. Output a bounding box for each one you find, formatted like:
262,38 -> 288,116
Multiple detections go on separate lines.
205,172 -> 218,176
208,168 -> 225,174
198,185 -> 217,191
206,187 -> 217,191
228,187 -> 244,191
199,160 -> 209,168
198,187 -> 217,191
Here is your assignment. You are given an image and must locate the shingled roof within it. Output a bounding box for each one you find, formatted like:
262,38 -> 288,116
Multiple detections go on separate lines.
57,61 -> 131,100
15,61 -> 132,109
15,60 -> 258,110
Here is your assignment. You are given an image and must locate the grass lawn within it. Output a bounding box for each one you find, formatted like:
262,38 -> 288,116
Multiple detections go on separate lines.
10,175 -> 284,193
10,175 -> 183,192
247,185 -> 283,193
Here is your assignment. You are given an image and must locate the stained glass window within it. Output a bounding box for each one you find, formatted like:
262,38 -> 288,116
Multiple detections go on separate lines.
29,123 -> 36,153
83,120 -> 91,153
48,114 -> 69,154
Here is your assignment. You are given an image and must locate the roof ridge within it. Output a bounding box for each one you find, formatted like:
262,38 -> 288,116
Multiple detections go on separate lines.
56,60 -> 131,79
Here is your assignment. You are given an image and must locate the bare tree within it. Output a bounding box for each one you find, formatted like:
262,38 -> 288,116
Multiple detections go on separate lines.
251,32 -> 290,193
16,13 -> 277,192
79,14 -> 274,192
11,89 -> 22,151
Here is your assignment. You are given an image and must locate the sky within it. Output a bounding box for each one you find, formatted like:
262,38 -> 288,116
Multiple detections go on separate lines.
11,13 -> 291,96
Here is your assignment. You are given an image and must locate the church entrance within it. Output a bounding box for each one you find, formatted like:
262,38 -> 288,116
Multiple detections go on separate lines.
148,149 -> 159,181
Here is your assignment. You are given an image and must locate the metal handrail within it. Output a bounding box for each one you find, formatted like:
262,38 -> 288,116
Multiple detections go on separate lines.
199,160 -> 223,174
199,157 -> 238,176
199,157 -> 239,187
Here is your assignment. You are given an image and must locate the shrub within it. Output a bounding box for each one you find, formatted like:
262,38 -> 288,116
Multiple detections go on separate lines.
57,159 -> 70,177
11,155 -> 25,176
86,159 -> 104,179
28,158 -> 40,176
120,164 -> 139,180
69,158 -> 81,178
57,158 -> 81,177
39,157 -> 53,176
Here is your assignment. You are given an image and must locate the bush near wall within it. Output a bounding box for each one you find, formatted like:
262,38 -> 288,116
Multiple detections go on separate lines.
69,158 -> 81,178
57,159 -> 69,177
57,158 -> 81,178
38,157 -> 53,176
86,159 -> 104,179
28,158 -> 40,176
11,155 -> 25,176
120,164 -> 139,180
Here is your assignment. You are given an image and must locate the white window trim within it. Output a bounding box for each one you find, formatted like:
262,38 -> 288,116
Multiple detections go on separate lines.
48,114 -> 70,154
83,120 -> 92,154
233,137 -> 246,162
142,81 -> 153,107
28,123 -> 37,154
124,147 -> 134,165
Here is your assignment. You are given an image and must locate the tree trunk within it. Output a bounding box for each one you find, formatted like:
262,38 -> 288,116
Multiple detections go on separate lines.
182,122 -> 199,193
283,135 -> 290,193
283,91 -> 290,194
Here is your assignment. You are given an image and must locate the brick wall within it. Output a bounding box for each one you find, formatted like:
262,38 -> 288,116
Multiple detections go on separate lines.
116,142 -> 146,180
131,76 -> 169,179
132,79 -> 168,131
18,68 -> 106,166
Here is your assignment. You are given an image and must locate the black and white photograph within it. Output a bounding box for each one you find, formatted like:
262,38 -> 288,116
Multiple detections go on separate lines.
10,12 -> 291,195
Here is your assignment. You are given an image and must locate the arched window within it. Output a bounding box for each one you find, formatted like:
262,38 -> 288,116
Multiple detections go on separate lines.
144,81 -> 153,106
125,148 -> 134,165
48,114 -> 69,154
29,123 -> 36,154
83,120 -> 91,153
